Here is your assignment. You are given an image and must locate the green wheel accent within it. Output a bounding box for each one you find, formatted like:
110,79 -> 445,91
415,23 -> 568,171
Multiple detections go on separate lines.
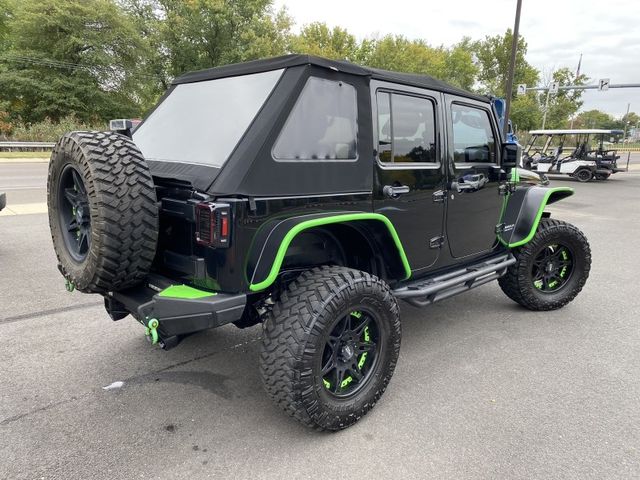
560,266 -> 568,278
157,284 -> 217,299
363,325 -> 370,342
357,352 -> 368,370
534,279 -> 543,289
248,213 -> 411,292
64,279 -> 75,292
323,378 -> 331,389
340,376 -> 353,389
507,187 -> 574,248
350,311 -> 362,319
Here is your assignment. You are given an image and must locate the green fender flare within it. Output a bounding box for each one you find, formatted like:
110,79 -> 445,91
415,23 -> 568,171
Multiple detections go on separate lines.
499,186 -> 574,248
248,213 -> 411,292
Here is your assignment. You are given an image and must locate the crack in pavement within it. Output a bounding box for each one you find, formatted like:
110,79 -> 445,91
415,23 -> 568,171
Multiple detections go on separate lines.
0,302 -> 100,326
0,335 -> 262,426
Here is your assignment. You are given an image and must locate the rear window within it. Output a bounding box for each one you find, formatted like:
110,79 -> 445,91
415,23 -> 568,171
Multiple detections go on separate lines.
273,77 -> 358,161
133,69 -> 283,167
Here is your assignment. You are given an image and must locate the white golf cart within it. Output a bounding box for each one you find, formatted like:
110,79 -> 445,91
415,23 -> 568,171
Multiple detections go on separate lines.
522,129 -> 626,182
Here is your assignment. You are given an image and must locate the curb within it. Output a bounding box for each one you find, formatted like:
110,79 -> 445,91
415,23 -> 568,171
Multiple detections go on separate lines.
0,157 -> 50,163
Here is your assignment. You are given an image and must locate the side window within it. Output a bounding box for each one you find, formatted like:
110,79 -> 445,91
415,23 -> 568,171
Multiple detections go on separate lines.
377,91 -> 437,164
451,104 -> 496,163
273,77 -> 357,161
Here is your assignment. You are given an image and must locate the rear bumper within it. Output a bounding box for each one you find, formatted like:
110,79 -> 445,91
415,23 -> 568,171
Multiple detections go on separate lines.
108,275 -> 246,339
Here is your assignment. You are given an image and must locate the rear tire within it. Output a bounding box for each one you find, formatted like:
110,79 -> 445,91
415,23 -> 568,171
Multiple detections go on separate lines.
574,168 -> 593,182
260,266 -> 401,431
47,131 -> 159,293
594,172 -> 611,181
499,219 -> 591,311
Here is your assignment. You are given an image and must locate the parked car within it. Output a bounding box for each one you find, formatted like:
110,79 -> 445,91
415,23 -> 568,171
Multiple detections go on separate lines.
46,55 -> 591,431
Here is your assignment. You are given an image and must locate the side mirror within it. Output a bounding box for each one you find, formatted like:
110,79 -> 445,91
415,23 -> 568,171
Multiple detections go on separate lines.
501,142 -> 521,169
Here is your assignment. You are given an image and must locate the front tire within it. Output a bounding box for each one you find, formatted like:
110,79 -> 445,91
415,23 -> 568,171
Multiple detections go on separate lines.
499,219 -> 591,311
260,266 -> 401,431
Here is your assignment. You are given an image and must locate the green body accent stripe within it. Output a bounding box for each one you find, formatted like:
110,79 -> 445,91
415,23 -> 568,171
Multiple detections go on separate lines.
507,187 -> 574,248
249,213 -> 411,292
511,167 -> 520,183
157,284 -> 217,299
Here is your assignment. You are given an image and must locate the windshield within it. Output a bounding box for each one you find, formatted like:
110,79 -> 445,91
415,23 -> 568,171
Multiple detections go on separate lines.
133,69 -> 284,167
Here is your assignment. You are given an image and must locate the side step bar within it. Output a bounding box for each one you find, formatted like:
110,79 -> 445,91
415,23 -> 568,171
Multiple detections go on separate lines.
392,253 -> 516,307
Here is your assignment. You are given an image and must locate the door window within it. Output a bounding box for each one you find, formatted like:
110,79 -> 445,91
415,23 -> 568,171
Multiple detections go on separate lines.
451,104 -> 496,163
377,91 -> 437,164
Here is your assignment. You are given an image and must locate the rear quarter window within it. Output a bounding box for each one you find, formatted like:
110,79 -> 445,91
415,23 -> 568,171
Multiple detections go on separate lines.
273,77 -> 358,161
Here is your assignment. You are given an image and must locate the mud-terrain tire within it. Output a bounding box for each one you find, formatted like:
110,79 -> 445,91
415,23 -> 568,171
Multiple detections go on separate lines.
47,131 -> 158,293
260,266 -> 401,431
499,219 -> 591,311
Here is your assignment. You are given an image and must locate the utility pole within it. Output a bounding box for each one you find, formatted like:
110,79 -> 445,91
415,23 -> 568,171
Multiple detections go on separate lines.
503,0 -> 522,136
622,102 -> 631,141
541,77 -> 553,129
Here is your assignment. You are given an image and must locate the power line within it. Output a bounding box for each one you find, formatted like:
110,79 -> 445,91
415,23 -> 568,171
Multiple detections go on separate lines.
0,53 -> 166,81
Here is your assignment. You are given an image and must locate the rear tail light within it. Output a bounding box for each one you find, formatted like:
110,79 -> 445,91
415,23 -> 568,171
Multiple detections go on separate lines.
195,203 -> 231,248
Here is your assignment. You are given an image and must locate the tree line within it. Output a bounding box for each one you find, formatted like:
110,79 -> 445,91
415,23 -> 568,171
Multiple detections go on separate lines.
0,0 -> 635,140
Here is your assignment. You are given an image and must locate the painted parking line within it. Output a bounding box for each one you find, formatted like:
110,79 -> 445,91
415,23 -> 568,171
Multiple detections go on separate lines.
0,202 -> 48,216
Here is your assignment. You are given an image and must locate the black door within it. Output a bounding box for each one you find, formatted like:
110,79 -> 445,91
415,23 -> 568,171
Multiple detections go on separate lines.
444,96 -> 504,258
372,84 -> 446,272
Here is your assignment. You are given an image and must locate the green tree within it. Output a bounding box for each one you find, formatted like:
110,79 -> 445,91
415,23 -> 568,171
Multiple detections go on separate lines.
473,29 -> 539,97
0,0 -> 145,124
543,68 -> 588,129
363,35 -> 477,90
510,94 -> 542,133
289,22 -> 360,61
573,109 -> 615,129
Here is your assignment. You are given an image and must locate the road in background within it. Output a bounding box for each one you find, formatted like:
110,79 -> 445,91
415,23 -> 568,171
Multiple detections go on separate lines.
1,159 -> 639,479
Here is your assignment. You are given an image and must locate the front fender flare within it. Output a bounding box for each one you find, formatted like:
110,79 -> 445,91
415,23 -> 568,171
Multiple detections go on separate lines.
246,212 -> 411,292
499,186 -> 574,248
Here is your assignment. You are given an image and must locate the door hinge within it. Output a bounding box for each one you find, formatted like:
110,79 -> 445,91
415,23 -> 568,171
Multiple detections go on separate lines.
432,190 -> 446,203
429,236 -> 445,249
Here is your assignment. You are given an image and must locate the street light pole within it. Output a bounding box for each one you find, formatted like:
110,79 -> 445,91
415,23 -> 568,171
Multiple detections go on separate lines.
622,102 -> 631,141
503,0 -> 522,136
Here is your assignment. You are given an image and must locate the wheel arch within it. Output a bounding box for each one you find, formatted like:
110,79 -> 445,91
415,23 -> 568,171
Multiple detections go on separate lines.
246,212 -> 411,292
499,186 -> 574,248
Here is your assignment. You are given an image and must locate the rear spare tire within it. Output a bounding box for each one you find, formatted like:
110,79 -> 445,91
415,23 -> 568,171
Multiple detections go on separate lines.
47,131 -> 158,293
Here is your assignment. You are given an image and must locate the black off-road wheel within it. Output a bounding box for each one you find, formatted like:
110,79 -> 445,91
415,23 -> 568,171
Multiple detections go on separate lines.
260,266 -> 401,431
499,219 -> 591,311
574,168 -> 593,182
47,131 -> 159,293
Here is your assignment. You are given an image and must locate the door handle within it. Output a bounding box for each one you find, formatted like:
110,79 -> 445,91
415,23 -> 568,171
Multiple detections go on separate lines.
383,185 -> 410,198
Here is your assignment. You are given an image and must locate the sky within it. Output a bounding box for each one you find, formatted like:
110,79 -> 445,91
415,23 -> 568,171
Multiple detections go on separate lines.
274,0 -> 640,117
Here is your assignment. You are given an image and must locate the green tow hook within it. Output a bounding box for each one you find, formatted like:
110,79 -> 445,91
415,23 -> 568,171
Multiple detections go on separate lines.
64,279 -> 75,292
145,318 -> 160,345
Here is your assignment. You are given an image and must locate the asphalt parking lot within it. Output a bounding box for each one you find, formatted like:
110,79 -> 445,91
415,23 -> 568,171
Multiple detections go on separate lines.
1,156 -> 639,479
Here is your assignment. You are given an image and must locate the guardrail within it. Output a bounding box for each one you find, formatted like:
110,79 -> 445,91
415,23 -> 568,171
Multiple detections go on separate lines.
0,141 -> 56,151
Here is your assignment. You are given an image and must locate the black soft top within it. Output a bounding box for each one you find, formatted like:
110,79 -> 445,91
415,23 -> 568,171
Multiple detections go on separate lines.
173,54 -> 487,102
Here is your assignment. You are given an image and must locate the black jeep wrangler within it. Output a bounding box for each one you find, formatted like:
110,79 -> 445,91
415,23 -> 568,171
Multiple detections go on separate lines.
47,55 -> 591,431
